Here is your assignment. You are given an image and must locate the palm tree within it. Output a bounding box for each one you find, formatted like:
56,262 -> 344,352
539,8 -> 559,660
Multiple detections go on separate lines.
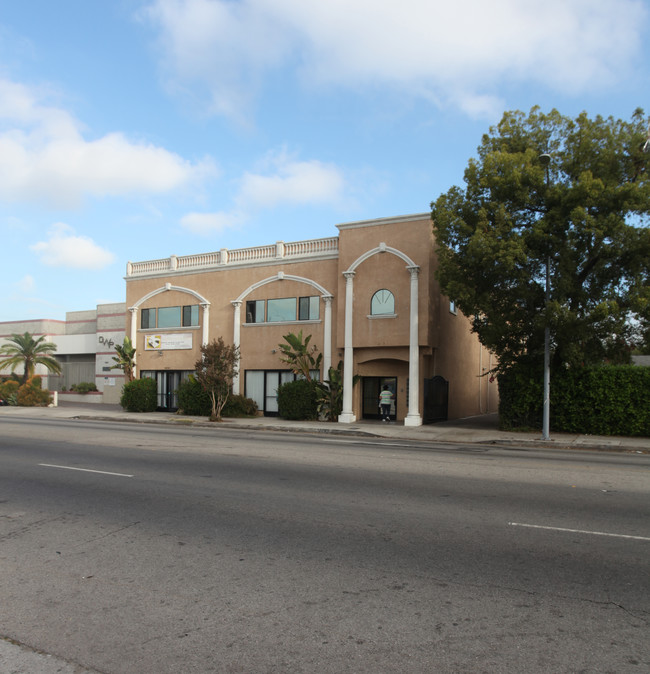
0,332 -> 62,384
278,330 -> 322,380
110,336 -> 136,382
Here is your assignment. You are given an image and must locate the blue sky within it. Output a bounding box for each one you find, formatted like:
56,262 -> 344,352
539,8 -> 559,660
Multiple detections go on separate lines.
1,0 -> 649,322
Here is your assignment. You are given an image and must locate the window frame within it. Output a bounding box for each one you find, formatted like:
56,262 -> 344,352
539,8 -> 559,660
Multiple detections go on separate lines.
298,296 -> 320,321
370,289 -> 395,316
141,308 -> 156,329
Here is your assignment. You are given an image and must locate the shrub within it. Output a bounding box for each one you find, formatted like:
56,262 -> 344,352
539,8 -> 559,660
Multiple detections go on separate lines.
177,377 -> 258,418
0,379 -> 20,401
120,377 -> 158,413
223,394 -> 258,418
277,378 -> 319,420
70,382 -> 98,394
177,376 -> 211,416
499,363 -> 650,436
16,376 -> 52,407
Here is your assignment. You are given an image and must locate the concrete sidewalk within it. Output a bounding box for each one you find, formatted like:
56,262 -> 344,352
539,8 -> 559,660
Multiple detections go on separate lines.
2,402 -> 648,453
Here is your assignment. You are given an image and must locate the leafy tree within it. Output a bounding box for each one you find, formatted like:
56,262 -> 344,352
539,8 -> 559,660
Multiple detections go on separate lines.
194,337 -> 240,422
431,107 -> 650,372
0,332 -> 62,384
111,336 -> 136,382
278,330 -> 322,380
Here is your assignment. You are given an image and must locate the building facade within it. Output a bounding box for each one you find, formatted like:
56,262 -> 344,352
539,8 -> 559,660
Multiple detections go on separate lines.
0,303 -> 126,403
125,214 -> 497,423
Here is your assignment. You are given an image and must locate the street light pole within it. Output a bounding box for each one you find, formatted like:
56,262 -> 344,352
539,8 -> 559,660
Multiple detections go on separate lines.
539,153 -> 551,441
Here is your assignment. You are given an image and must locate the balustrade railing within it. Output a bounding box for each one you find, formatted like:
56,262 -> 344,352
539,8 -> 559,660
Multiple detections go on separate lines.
127,237 -> 339,277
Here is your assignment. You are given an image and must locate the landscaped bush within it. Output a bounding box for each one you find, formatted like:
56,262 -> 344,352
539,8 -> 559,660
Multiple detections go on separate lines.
177,376 -> 211,416
70,382 -> 98,394
277,378 -> 319,420
499,363 -> 650,436
176,376 -> 258,417
16,376 -> 52,407
0,379 -> 20,402
223,394 -> 258,418
120,377 -> 158,413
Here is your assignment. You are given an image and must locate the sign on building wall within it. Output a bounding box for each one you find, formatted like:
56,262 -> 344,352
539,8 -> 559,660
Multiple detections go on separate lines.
144,333 -> 193,351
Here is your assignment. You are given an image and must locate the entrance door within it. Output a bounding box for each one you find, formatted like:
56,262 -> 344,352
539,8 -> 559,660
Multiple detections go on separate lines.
362,377 -> 397,421
142,370 -> 190,411
423,375 -> 448,423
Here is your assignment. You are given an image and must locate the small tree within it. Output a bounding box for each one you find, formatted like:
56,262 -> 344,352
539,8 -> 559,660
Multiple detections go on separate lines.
194,338 -> 240,422
0,332 -> 61,385
316,361 -> 361,421
278,330 -> 322,380
111,336 -> 136,382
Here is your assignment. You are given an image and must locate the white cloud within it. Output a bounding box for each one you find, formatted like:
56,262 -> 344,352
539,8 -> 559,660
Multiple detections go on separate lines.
30,223 -> 115,269
13,274 -> 35,293
180,210 -> 245,234
0,79 -> 217,208
181,148 -> 346,235
143,0 -> 647,119
238,151 -> 345,208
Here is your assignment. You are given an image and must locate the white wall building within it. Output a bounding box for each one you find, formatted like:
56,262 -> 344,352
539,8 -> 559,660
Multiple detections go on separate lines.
0,303 -> 126,404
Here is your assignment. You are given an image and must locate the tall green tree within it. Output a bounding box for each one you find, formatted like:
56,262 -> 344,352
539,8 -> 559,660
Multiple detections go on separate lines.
194,337 -> 240,422
278,330 -> 322,380
111,336 -> 136,382
0,332 -> 62,384
431,107 -> 650,372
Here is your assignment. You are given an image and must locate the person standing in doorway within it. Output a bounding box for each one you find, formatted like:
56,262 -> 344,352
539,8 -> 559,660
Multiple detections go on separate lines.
379,384 -> 394,423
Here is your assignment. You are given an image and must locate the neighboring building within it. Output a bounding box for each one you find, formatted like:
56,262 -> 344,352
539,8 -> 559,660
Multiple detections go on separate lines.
125,214 -> 497,423
0,303 -> 126,403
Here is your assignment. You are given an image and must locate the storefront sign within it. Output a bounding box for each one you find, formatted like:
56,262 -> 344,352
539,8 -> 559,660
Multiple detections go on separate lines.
144,333 -> 193,350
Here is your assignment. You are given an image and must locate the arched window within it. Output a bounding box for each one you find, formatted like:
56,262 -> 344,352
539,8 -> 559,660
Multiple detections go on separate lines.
371,289 -> 395,315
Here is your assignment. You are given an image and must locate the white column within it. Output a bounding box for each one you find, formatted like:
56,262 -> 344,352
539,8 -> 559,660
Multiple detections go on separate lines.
231,301 -> 242,395
339,271 -> 356,423
322,295 -> 333,378
129,307 -> 138,378
201,303 -> 210,346
404,265 -> 422,426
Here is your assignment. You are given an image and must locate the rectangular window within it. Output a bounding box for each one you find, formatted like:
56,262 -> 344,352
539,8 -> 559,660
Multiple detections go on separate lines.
141,308 -> 156,329
299,296 -> 319,321
182,305 -> 199,326
158,306 -> 181,328
246,300 -> 265,323
449,301 -> 457,315
267,297 -> 297,322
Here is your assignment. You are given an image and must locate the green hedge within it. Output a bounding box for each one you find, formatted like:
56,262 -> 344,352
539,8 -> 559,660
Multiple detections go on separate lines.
499,363 -> 650,436
120,377 -> 158,413
70,382 -> 98,393
277,379 -> 319,420
177,376 -> 211,415
176,376 -> 258,418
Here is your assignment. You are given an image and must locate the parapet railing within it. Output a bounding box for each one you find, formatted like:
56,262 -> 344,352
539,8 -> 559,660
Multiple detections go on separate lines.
126,237 -> 339,277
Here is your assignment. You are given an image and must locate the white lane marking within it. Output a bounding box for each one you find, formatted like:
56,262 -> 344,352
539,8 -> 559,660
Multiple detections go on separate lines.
508,522 -> 650,541
38,463 -> 133,478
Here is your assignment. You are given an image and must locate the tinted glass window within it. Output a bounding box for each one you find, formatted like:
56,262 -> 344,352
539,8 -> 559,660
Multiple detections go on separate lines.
371,290 -> 395,315
158,306 -> 181,328
183,305 -> 199,326
267,298 -> 297,322
246,300 -> 265,323
141,308 -> 156,329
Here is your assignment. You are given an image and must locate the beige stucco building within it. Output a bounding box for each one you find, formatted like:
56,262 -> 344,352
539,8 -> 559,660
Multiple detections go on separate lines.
125,213 -> 497,424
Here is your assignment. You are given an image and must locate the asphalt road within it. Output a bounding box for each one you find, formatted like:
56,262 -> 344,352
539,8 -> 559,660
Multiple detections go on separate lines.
1,417 -> 648,673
